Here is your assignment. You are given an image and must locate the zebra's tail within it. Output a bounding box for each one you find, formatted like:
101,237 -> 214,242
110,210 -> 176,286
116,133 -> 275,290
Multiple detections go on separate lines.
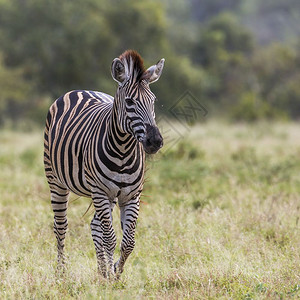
43,109 -> 52,182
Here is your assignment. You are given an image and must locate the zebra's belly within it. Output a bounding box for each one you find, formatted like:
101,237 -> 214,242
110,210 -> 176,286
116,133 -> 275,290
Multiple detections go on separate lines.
107,184 -> 143,204
55,166 -> 92,198
52,150 -> 144,201
117,185 -> 143,205
86,170 -> 144,203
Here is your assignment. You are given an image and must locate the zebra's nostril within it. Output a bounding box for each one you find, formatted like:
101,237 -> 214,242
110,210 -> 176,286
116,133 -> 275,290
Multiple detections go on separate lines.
148,138 -> 163,149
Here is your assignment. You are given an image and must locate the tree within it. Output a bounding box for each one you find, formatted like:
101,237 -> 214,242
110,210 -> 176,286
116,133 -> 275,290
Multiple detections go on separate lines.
0,53 -> 33,125
252,42 -> 300,118
0,0 -> 116,97
192,13 -> 254,110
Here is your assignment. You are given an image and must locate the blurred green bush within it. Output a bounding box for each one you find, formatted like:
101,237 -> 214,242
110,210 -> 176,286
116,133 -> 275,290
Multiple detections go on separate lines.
0,0 -> 299,126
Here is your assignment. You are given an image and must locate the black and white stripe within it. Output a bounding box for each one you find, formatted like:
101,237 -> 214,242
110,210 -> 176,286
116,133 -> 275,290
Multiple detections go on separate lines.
44,50 -> 164,278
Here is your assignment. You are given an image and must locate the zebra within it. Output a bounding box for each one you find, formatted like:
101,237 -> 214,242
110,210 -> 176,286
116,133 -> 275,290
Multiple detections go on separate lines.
44,50 -> 164,279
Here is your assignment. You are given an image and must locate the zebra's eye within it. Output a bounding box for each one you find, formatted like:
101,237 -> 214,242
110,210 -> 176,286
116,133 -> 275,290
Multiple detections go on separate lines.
125,98 -> 135,106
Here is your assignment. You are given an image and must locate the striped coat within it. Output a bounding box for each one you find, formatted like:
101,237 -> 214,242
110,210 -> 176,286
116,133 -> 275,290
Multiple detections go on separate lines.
44,50 -> 164,278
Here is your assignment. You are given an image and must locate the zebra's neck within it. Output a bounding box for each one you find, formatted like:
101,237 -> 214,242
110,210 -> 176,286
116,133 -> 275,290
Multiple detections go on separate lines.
106,101 -> 138,157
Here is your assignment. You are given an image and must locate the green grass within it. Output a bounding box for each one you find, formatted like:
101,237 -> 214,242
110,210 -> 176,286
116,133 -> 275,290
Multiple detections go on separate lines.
0,122 -> 299,299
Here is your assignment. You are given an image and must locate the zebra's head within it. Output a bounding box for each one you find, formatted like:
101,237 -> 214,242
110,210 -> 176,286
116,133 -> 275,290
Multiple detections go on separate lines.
111,50 -> 164,154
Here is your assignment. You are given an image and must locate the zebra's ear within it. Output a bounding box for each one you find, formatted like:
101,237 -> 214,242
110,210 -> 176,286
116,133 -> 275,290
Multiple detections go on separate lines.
142,58 -> 165,84
111,58 -> 128,85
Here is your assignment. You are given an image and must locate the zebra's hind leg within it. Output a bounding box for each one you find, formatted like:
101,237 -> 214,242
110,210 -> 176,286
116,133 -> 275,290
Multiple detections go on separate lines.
114,196 -> 140,278
50,183 -> 70,270
91,190 -> 116,279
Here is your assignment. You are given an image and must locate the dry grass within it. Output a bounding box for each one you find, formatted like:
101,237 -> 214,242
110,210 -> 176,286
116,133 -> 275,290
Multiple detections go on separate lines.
0,122 -> 299,299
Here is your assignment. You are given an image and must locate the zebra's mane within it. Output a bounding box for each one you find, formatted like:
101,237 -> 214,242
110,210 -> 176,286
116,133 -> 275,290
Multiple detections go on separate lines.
119,50 -> 146,81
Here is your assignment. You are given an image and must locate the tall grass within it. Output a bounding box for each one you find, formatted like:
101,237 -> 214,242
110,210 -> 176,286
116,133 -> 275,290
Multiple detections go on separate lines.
0,122 -> 299,299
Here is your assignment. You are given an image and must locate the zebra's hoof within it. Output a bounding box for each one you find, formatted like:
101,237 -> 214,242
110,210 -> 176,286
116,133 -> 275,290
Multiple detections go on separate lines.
114,262 -> 123,280
55,262 -> 67,278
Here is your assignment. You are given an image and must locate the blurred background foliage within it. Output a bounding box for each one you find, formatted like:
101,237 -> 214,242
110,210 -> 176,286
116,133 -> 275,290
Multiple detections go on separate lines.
0,0 -> 300,127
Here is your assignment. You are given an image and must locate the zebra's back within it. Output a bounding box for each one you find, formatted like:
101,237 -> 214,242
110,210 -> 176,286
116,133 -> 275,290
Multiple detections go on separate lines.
44,90 -> 113,196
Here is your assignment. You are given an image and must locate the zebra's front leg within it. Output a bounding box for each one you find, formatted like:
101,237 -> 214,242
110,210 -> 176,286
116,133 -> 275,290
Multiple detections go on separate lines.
114,196 -> 140,277
91,190 -> 116,279
50,184 -> 70,269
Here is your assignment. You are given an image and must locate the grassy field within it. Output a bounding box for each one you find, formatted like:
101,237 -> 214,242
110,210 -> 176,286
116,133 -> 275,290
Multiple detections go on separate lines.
0,122 -> 299,299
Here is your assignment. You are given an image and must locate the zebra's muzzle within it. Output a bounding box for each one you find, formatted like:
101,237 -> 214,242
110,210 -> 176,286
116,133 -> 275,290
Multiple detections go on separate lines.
142,124 -> 163,154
